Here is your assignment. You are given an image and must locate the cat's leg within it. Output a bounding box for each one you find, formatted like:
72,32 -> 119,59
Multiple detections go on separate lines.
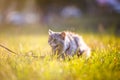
77,46 -> 91,58
52,48 -> 56,56
77,48 -> 84,57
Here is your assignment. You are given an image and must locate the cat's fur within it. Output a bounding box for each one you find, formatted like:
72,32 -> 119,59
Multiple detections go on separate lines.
48,29 -> 91,58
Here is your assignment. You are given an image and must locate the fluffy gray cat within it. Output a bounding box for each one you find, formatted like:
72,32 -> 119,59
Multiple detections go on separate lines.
48,29 -> 91,59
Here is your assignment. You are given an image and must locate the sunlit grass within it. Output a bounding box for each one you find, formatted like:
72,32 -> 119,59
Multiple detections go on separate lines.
0,26 -> 120,80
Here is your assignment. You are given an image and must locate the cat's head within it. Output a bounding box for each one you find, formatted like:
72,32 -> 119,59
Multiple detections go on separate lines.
48,29 -> 66,48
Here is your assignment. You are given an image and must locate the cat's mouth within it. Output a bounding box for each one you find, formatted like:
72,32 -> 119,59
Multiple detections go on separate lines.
54,45 -> 58,48
53,45 -> 59,49
50,43 -> 61,50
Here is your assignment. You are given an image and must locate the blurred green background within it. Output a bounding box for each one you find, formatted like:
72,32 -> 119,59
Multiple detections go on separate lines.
0,0 -> 120,35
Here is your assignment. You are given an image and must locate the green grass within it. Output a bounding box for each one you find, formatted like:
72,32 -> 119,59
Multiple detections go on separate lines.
0,26 -> 120,80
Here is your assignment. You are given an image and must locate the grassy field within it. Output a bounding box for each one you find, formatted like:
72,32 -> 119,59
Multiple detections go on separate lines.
0,26 -> 120,80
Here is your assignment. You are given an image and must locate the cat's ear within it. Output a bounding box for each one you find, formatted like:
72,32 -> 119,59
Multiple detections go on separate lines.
60,32 -> 66,40
48,29 -> 53,35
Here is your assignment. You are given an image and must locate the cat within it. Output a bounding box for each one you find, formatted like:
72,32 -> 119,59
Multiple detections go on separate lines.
48,29 -> 91,59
